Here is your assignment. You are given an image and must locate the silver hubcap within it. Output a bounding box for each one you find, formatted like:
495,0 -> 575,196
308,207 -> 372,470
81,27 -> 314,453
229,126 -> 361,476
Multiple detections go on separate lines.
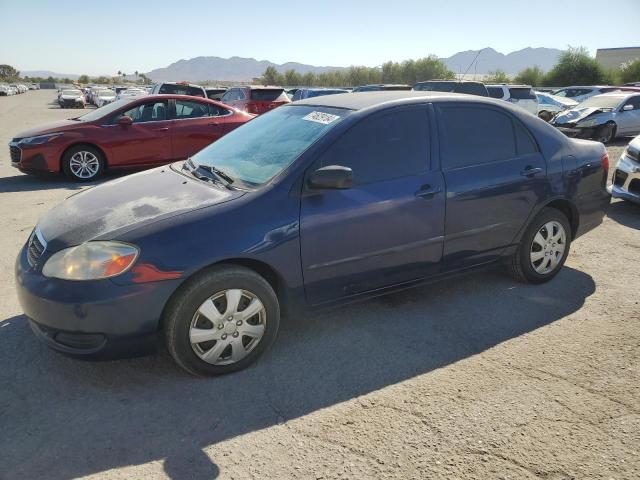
530,221 -> 566,275
189,289 -> 266,365
69,151 -> 99,179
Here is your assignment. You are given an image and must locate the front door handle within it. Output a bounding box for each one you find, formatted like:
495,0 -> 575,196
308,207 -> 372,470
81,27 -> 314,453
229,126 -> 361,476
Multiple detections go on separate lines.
520,166 -> 543,177
415,185 -> 442,199
208,121 -> 219,126
154,127 -> 169,132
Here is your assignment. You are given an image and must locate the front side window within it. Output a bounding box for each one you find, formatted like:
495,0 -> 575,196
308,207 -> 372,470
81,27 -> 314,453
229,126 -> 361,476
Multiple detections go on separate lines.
191,105 -> 349,186
622,96 -> 640,110
439,106 -> 517,169
117,101 -> 167,123
318,107 -> 429,185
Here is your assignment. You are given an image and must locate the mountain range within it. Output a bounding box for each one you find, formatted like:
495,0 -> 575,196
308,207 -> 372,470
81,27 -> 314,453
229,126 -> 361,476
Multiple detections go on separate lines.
21,47 -> 565,83
145,47 -> 563,82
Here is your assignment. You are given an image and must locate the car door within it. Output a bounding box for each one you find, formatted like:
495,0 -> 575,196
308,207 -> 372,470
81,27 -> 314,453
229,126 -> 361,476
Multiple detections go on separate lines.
300,106 -> 445,306
436,104 -> 547,270
103,99 -> 173,166
616,96 -> 640,135
170,98 -> 230,159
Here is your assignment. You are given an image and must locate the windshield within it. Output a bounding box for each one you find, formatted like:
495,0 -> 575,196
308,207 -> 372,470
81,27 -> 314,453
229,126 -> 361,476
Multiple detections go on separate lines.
74,98 -> 132,121
580,95 -> 623,109
190,105 -> 349,186
62,89 -> 81,95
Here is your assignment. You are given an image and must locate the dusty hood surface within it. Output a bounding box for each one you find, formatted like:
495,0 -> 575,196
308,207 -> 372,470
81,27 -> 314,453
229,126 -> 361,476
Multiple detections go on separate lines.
38,166 -> 243,250
13,119 -> 84,139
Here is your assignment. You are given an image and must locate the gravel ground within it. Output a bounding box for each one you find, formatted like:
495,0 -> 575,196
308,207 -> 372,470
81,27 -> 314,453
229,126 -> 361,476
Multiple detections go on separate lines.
0,90 -> 638,480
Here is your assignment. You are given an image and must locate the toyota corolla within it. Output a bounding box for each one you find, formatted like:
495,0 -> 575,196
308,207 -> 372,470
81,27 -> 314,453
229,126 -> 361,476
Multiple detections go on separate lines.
16,91 -> 610,376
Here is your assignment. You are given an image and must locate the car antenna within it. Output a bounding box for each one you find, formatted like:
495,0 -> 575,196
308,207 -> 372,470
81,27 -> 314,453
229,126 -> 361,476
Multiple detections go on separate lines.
459,48 -> 485,85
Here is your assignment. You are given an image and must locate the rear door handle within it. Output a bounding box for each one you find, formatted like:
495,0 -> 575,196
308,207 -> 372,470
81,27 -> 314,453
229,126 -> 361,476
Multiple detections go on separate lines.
520,166 -> 543,177
154,127 -> 169,131
208,121 -> 219,126
415,185 -> 442,199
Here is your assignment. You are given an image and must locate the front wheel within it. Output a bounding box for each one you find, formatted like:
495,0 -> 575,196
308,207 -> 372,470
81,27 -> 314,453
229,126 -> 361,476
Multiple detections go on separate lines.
509,207 -> 572,284
164,266 -> 280,376
62,145 -> 105,181
594,122 -> 616,144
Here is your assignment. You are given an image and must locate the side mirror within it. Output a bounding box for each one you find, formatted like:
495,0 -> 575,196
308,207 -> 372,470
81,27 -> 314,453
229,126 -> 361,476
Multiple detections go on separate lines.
117,115 -> 133,126
308,165 -> 353,190
622,104 -> 633,111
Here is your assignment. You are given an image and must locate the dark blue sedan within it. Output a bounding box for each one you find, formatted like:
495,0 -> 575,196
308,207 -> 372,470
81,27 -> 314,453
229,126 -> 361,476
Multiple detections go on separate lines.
15,91 -> 611,375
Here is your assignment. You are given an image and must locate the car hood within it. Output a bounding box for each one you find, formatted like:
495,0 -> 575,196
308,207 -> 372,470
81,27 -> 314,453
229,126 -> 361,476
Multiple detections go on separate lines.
37,166 -> 244,250
13,119 -> 84,139
60,94 -> 82,100
553,107 -> 605,124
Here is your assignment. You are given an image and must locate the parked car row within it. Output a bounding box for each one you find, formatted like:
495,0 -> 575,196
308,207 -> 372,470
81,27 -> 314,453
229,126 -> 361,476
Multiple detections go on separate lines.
14,90 -> 611,376
0,83 -> 31,95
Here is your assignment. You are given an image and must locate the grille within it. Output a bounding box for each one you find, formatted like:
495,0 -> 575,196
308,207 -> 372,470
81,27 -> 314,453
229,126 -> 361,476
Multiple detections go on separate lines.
27,230 -> 46,267
629,179 -> 640,195
613,170 -> 628,187
9,145 -> 21,163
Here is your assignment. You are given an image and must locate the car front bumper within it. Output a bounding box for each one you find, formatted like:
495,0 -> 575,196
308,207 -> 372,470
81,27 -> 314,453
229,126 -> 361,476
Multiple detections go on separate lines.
608,154 -> 640,204
15,242 -> 181,358
9,141 -> 62,173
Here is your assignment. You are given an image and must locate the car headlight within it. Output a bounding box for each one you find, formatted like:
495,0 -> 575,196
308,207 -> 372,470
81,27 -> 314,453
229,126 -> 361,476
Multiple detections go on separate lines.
19,133 -> 64,145
42,241 -> 139,281
577,118 -> 600,128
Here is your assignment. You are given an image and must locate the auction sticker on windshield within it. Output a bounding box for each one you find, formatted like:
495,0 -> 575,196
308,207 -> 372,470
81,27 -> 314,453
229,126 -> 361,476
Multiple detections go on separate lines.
302,111 -> 341,125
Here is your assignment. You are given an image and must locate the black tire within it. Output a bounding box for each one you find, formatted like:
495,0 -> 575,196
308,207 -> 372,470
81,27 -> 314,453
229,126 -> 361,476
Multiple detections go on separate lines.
164,265 -> 280,376
509,207 -> 572,284
61,144 -> 105,181
594,122 -> 616,144
538,110 -> 553,122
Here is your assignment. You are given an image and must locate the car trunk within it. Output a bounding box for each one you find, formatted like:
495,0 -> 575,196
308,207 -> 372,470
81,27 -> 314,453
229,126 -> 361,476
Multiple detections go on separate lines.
247,89 -> 288,114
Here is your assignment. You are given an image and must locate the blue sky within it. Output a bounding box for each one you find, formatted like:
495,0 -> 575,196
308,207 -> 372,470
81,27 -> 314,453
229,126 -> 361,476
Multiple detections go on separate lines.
2,0 -> 639,75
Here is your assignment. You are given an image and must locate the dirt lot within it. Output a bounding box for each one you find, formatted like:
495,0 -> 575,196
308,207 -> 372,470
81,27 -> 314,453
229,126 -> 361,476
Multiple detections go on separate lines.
0,90 -> 638,480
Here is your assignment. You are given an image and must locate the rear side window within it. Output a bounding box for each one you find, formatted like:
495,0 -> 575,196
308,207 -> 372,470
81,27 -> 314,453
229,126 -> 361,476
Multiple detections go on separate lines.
509,87 -> 536,100
438,106 -> 516,169
319,107 -> 429,185
174,100 -> 210,119
250,89 -> 286,101
158,84 -> 205,98
487,87 -> 504,99
514,121 -> 538,155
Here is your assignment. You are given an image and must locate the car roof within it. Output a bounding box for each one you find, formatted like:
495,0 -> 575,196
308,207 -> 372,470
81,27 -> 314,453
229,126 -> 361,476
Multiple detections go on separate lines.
593,92 -> 638,99
294,90 -> 506,111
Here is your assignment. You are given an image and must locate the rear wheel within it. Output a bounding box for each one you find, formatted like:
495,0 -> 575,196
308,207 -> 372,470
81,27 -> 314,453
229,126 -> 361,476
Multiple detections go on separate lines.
164,265 -> 280,376
509,207 -> 571,284
62,145 -> 104,181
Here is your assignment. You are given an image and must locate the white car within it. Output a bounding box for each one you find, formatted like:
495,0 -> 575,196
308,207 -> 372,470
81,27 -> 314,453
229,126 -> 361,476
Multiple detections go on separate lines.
609,134 -> 640,204
486,84 -> 538,115
116,88 -> 147,101
535,92 -> 578,121
94,89 -> 117,107
552,86 -> 640,103
58,89 -> 85,109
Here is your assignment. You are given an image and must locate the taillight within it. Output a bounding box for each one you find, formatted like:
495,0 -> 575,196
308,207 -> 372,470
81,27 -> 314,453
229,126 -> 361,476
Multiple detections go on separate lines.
601,152 -> 609,173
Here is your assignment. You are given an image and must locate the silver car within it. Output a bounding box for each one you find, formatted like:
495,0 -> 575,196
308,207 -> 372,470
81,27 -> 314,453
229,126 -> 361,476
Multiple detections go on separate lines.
551,93 -> 640,143
609,134 -> 640,204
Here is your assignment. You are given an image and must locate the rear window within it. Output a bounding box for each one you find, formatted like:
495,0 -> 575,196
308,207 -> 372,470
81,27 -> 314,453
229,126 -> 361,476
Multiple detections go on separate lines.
158,84 -> 205,98
487,87 -> 504,99
250,89 -> 286,101
509,87 -> 536,100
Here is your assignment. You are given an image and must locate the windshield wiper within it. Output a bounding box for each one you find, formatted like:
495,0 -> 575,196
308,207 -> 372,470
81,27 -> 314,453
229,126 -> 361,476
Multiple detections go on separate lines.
182,159 -> 234,187
196,164 -> 235,185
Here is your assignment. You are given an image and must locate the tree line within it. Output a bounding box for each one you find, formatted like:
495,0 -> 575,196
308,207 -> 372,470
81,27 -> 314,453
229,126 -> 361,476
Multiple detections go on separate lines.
256,47 -> 640,88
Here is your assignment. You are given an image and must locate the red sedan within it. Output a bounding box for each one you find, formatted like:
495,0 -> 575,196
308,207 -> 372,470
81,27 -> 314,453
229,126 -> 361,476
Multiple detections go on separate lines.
9,95 -> 254,181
